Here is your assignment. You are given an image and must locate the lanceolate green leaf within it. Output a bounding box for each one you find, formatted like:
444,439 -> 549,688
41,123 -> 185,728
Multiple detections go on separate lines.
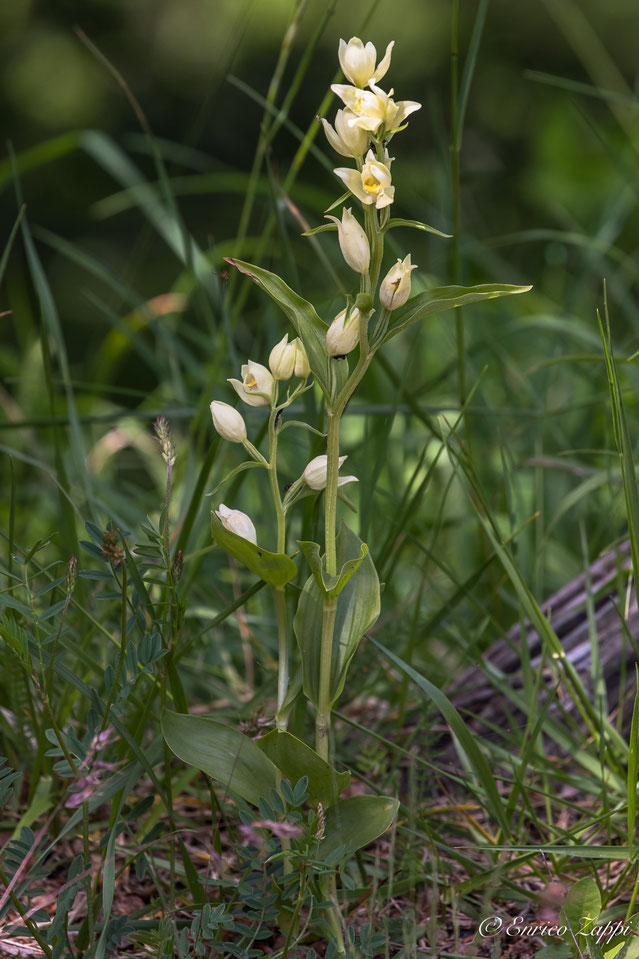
161,711 -> 278,806
382,283 -> 532,343
302,223 -> 338,237
211,511 -> 297,587
225,257 -> 330,395
371,637 -> 510,836
317,795 -> 399,862
257,730 -> 350,805
382,217 -> 452,239
208,460 -> 266,498
295,524 -> 380,708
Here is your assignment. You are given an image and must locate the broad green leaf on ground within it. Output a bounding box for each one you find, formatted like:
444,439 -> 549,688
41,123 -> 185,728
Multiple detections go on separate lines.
161,711 -> 278,806
257,730 -> 350,805
371,637 -> 510,836
225,257 -> 330,394
382,283 -> 532,343
562,877 -> 601,943
295,524 -> 380,708
317,795 -> 399,862
211,511 -> 297,587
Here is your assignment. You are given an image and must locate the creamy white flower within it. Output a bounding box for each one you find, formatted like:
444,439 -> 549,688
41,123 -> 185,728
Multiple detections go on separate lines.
379,254 -> 418,310
215,504 -> 257,544
326,307 -> 361,356
325,207 -> 370,273
369,82 -> 421,133
292,338 -> 310,378
302,454 -> 358,491
269,334 -> 296,381
331,83 -> 421,137
334,150 -> 395,209
321,108 -> 370,158
228,360 -> 274,407
338,37 -> 394,88
330,85 -> 386,134
210,401 -> 247,443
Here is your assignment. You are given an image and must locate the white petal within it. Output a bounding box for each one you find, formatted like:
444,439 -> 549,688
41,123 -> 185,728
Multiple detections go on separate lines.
321,117 -> 351,158
371,40 -> 394,83
333,167 -> 369,204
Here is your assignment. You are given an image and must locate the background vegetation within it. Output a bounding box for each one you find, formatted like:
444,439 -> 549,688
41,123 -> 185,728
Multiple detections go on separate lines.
2,0 -> 639,955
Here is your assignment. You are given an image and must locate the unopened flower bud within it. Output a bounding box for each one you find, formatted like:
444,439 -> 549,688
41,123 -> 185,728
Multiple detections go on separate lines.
325,207 -> 370,274
268,334 -> 296,381
379,254 -> 417,310
315,802 -> 326,840
302,454 -> 358,491
326,307 -> 360,357
215,504 -> 257,545
292,338 -> 310,379
228,361 -> 274,407
210,401 -> 247,443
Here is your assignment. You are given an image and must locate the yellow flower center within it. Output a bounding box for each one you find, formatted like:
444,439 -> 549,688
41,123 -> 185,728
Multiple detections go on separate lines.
245,374 -> 258,390
362,172 -> 381,194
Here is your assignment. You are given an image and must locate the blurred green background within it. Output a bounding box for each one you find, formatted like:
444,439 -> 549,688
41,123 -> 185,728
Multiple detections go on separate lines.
2,0 -> 639,689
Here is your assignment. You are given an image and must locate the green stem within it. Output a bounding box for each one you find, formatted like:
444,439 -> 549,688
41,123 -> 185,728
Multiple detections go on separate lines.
315,598 -> 337,762
267,404 -> 289,726
274,586 -> 289,728
324,413 -> 341,577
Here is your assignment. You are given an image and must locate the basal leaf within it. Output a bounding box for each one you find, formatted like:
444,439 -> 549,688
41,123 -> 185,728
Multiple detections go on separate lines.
161,710 -> 278,806
317,795 -> 398,861
257,729 -> 350,805
563,877 -> 601,942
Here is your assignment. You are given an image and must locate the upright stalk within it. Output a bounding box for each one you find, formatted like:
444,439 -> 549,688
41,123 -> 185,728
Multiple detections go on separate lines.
267,405 -> 290,727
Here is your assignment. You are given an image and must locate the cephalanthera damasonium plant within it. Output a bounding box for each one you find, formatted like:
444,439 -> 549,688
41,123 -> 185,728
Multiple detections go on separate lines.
162,35 -> 530,950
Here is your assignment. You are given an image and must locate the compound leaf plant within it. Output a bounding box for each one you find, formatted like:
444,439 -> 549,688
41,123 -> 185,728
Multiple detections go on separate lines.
162,33 -> 530,954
